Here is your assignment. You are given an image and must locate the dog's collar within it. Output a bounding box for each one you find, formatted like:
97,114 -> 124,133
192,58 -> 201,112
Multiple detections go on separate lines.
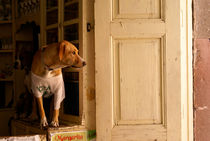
44,64 -> 54,71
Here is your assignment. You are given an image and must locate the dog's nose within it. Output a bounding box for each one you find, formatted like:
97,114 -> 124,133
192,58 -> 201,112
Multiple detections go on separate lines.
82,61 -> 86,66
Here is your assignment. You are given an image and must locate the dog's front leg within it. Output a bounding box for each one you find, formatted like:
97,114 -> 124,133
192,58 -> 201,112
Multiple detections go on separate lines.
37,97 -> 48,128
50,109 -> 59,127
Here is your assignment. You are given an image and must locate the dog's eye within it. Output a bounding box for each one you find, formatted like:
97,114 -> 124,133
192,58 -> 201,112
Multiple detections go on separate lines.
72,51 -> 76,55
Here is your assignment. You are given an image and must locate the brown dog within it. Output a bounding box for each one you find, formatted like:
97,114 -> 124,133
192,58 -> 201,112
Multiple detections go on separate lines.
31,40 -> 86,127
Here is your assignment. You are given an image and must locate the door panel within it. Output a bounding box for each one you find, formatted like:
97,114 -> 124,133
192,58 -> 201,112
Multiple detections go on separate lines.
113,0 -> 161,19
114,39 -> 162,125
112,125 -> 166,141
95,0 -> 190,140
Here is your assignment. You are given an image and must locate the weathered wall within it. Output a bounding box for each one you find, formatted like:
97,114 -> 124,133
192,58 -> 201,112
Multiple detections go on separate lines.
193,0 -> 210,141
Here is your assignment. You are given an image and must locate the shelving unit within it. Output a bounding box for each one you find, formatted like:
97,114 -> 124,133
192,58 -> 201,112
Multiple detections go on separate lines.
0,0 -> 16,136
10,0 -> 43,136
0,0 -> 15,108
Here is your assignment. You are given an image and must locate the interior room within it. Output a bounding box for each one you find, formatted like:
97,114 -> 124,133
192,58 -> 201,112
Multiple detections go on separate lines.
0,0 -> 95,139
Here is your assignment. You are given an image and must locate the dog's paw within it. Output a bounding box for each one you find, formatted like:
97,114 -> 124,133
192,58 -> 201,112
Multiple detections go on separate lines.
40,117 -> 48,128
50,121 -> 59,127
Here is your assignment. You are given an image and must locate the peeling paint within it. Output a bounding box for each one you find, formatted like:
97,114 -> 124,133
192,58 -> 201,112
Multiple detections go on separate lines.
193,47 -> 201,66
197,106 -> 208,111
119,21 -> 125,29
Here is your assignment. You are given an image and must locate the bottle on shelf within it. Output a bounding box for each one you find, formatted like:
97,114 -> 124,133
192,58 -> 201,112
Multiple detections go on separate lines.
0,0 -> 12,21
0,38 -> 12,50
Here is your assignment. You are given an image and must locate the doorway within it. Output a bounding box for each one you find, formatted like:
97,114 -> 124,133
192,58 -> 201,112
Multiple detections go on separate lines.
0,0 -> 95,139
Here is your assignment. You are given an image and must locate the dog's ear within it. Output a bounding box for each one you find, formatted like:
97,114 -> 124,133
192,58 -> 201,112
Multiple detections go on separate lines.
59,41 -> 66,61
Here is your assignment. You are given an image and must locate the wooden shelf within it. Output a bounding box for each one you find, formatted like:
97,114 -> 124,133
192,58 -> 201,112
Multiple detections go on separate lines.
0,108 -> 14,112
70,40 -> 79,44
65,0 -> 78,7
0,78 -> 14,82
0,49 -> 14,53
11,119 -> 47,135
47,6 -> 58,12
0,20 -> 12,24
63,18 -> 79,26
46,23 -> 58,30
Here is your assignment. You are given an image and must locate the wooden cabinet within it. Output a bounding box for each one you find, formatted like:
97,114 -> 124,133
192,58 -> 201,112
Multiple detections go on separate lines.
11,119 -> 46,136
0,0 -> 15,108
40,0 -> 83,124
0,0 -> 16,136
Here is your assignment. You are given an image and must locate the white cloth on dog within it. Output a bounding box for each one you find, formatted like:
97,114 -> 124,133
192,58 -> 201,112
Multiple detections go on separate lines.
31,72 -> 65,110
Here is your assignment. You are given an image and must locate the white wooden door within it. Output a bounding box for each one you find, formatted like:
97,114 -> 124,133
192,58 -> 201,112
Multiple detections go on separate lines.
95,0 -> 192,141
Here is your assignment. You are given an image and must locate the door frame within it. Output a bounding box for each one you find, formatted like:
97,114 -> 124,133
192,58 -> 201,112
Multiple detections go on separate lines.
95,0 -> 193,140
184,0 -> 193,140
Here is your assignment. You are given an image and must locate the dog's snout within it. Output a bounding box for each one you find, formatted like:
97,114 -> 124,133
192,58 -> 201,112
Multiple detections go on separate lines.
82,61 -> 86,66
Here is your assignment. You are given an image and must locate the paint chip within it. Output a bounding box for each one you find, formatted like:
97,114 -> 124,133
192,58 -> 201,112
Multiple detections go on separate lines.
197,106 -> 208,110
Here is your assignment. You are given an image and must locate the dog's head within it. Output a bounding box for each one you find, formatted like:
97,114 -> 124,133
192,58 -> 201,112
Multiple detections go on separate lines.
14,42 -> 36,73
58,40 -> 86,68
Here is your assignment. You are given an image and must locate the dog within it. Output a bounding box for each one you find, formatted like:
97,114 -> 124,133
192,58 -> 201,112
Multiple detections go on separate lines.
31,40 -> 86,128
14,41 -> 38,119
